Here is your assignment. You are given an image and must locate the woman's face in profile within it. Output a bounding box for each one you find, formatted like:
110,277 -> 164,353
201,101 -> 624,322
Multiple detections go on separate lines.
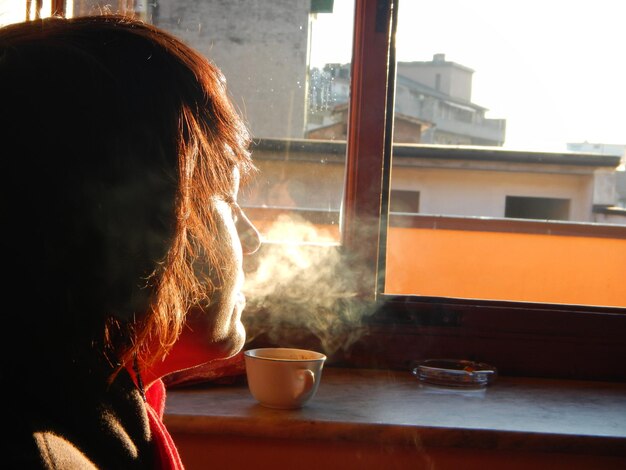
188,167 -> 261,361
149,166 -> 261,380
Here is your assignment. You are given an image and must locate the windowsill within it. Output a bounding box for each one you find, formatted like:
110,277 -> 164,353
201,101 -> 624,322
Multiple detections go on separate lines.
164,367 -> 626,461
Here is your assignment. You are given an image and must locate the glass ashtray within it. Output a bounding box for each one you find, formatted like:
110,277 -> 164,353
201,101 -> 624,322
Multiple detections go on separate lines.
412,359 -> 497,388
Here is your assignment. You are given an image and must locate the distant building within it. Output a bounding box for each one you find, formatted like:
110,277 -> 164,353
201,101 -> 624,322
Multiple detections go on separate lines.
567,142 -> 626,158
306,54 -> 506,146
567,142 -> 626,211
396,54 -> 506,145
243,139 -> 625,225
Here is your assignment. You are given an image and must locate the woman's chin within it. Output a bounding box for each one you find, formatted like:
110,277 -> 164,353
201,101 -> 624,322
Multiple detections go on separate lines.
232,322 -> 247,354
217,323 -> 246,359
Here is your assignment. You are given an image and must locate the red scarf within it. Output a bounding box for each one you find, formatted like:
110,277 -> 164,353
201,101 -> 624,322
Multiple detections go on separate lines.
145,379 -> 185,470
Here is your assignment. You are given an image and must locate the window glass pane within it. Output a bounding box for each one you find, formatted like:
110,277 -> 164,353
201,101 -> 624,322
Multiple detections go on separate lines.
67,0 -> 354,244
384,0 -> 626,306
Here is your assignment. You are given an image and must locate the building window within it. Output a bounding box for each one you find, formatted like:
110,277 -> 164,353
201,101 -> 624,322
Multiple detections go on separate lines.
505,196 -> 570,221
390,190 -> 420,214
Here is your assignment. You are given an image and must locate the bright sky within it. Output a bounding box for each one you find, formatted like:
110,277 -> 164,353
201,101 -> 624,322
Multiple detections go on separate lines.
311,0 -> 626,152
0,1 -> 25,25
0,0 -> 50,24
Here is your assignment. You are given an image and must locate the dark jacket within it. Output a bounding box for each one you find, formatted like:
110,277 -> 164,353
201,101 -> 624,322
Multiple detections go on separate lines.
7,368 -> 155,469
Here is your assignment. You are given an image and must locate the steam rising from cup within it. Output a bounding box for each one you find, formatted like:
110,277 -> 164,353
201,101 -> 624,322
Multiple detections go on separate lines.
242,214 -> 375,357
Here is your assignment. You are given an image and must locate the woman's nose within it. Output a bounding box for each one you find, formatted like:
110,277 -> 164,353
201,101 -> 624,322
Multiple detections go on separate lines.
237,210 -> 261,254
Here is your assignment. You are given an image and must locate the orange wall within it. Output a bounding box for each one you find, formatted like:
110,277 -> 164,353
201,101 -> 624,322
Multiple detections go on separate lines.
386,227 -> 626,307
248,214 -> 625,307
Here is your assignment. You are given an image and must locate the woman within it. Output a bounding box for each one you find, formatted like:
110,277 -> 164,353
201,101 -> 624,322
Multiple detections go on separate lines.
1,14 -> 261,468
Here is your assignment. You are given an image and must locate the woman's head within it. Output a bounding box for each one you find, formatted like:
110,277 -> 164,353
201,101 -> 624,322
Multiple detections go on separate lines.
1,15 -> 259,378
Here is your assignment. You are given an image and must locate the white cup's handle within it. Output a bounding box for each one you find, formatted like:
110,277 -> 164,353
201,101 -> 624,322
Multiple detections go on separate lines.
294,369 -> 315,400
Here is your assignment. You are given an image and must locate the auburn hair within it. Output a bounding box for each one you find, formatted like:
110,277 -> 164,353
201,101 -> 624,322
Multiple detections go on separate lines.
0,15 -> 254,380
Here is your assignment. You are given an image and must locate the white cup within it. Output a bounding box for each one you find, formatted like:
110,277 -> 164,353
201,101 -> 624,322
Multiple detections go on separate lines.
244,348 -> 327,409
